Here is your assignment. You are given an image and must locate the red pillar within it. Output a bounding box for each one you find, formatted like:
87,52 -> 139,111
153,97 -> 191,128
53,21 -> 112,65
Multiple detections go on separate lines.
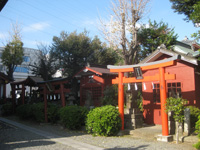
118,72 -> 124,130
60,83 -> 66,107
43,86 -> 48,123
159,67 -> 169,136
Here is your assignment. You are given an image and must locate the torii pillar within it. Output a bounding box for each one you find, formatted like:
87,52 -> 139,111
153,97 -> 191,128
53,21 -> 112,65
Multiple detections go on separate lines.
108,55 -> 180,141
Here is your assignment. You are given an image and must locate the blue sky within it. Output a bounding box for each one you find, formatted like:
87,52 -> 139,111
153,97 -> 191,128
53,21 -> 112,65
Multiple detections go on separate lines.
0,0 -> 198,49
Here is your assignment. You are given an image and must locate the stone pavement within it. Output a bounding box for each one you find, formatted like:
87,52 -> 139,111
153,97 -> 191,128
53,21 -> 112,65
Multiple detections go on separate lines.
0,117 -> 198,150
0,117 -> 103,150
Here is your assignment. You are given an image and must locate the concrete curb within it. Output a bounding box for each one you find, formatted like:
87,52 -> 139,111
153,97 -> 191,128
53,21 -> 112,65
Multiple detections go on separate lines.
0,117 -> 104,150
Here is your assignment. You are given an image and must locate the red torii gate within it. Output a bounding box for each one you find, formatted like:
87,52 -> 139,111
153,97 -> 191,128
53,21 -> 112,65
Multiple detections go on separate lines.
107,55 -> 180,136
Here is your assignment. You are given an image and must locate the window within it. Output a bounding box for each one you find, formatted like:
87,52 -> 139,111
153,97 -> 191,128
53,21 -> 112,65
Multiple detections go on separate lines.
23,56 -> 30,62
153,82 -> 182,103
153,83 -> 160,103
14,66 -> 29,73
167,82 -> 181,98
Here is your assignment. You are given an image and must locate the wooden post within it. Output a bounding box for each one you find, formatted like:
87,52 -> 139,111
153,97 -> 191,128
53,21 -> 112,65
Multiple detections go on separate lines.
60,83 -> 66,107
118,72 -> 124,130
159,67 -> 169,136
3,84 -> 6,103
43,85 -> 48,123
11,84 -> 16,112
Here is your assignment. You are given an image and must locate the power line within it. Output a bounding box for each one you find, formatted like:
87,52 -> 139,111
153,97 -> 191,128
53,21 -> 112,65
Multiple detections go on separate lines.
19,0 -> 86,31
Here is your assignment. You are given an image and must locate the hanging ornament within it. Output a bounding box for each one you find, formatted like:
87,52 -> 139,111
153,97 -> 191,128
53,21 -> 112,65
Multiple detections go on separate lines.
128,83 -> 131,90
143,83 -> 146,91
135,83 -> 138,90
152,82 -> 155,89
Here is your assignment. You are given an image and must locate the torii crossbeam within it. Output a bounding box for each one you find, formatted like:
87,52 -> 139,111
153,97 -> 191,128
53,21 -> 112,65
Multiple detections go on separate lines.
107,55 -> 180,136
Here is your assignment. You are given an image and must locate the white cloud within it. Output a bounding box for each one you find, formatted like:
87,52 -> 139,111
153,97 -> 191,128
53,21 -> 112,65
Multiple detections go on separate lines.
23,22 -> 50,32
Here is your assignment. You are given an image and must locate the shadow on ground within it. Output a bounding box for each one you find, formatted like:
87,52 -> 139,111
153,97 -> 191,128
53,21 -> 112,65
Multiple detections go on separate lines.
0,120 -> 56,150
105,145 -> 149,150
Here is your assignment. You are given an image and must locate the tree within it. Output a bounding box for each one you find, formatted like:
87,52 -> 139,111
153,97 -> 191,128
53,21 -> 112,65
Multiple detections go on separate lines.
1,23 -> 24,80
170,0 -> 199,22
170,0 -> 200,40
51,31 -> 119,78
100,0 -> 151,65
137,20 -> 178,60
165,97 -> 188,144
29,45 -> 59,81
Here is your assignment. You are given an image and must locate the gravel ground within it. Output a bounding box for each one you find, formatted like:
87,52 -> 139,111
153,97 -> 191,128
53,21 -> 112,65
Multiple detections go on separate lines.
1,116 -> 197,150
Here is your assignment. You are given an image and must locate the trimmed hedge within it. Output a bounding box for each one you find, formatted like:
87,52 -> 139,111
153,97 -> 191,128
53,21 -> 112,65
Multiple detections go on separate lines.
86,105 -> 122,136
31,102 -> 45,122
59,105 -> 88,130
47,103 -> 60,123
16,104 -> 32,119
1,102 -> 13,116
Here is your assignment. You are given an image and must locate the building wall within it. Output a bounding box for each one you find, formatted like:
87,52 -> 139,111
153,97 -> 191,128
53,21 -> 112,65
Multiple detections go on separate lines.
142,60 -> 196,125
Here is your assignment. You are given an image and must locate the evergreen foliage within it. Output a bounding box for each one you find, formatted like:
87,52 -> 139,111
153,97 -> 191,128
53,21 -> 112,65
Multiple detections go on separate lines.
51,31 -> 119,78
165,97 -> 188,144
16,104 -> 32,119
187,106 -> 200,128
59,105 -> 88,130
86,105 -> 121,136
1,102 -> 13,116
138,20 -> 178,60
170,0 -> 199,22
194,116 -> 200,149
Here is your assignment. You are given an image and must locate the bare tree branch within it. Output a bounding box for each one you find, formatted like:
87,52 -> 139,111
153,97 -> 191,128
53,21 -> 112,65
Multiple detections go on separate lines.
99,0 -> 151,65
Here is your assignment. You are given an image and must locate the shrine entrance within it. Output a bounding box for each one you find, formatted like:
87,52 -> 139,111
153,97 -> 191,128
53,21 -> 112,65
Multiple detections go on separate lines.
107,55 -> 180,136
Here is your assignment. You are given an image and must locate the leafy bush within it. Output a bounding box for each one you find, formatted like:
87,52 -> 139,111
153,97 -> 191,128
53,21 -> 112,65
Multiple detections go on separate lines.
102,85 -> 118,106
194,116 -> 200,149
86,105 -> 122,136
47,103 -> 60,123
187,106 -> 200,128
31,102 -> 45,123
165,97 -> 188,144
16,104 -> 32,119
1,103 -> 13,116
59,105 -> 88,130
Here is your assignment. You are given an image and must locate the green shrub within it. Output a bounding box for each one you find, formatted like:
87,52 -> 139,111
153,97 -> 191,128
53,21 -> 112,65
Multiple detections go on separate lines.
31,102 -> 45,123
16,104 -> 32,119
187,106 -> 200,128
47,103 -> 60,123
194,116 -> 200,149
1,103 -> 13,116
86,105 -> 122,136
59,105 -> 88,130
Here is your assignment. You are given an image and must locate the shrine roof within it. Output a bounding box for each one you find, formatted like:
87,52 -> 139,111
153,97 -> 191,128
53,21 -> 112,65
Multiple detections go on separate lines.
75,65 -> 117,77
140,46 -> 198,66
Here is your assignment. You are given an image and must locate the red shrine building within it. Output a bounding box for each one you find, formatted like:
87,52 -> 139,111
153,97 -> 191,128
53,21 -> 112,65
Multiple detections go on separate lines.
75,65 -> 117,107
140,40 -> 200,125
